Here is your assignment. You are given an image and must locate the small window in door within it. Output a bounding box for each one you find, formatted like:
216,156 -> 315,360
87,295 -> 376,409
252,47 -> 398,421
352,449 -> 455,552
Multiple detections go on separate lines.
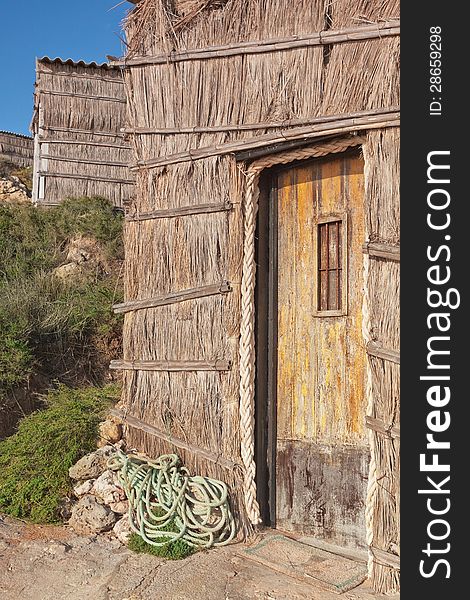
315,215 -> 348,316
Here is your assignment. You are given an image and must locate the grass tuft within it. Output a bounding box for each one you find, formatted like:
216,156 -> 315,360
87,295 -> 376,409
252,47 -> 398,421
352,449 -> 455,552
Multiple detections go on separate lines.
128,531 -> 195,560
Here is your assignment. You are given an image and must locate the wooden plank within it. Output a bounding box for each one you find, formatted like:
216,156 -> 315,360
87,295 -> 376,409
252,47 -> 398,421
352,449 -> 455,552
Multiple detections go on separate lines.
363,241 -> 400,261
113,282 -> 232,314
40,90 -> 126,103
370,546 -> 400,570
109,359 -> 232,372
111,21 -> 399,67
109,409 -> 239,470
122,107 -> 396,135
130,111 -> 400,170
39,138 -> 131,149
366,416 -> 400,439
366,341 -> 400,364
38,171 -> 134,184
39,154 -> 129,168
126,201 -> 233,221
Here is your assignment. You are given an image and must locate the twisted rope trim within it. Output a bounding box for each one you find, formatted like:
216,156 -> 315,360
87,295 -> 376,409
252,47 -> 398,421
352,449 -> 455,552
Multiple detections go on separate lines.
238,135 -> 364,525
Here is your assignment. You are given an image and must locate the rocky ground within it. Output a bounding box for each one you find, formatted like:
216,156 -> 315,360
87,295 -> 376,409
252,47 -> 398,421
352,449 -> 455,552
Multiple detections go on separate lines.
0,516 -> 398,600
0,174 -> 31,203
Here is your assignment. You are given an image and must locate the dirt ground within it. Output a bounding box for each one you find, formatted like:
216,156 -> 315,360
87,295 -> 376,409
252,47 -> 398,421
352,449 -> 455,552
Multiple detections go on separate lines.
0,516 -> 398,600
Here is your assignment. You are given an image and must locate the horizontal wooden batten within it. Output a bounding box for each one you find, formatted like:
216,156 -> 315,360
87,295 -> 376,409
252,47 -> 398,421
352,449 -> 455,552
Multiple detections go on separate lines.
39,125 -> 125,138
126,200 -> 233,221
109,409 -> 239,471
363,241 -> 400,261
109,359 -> 232,372
112,21 -> 399,67
366,416 -> 400,440
39,138 -> 131,149
123,107 -> 395,136
113,282 -> 232,314
370,546 -> 400,570
130,110 -> 400,170
39,154 -> 130,168
38,171 -> 134,184
37,69 -> 124,85
366,341 -> 400,364
40,90 -> 126,103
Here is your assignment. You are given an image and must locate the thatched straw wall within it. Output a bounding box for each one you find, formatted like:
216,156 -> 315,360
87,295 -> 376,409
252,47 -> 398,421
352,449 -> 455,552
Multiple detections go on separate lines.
117,0 -> 400,592
31,58 -> 133,207
0,131 -> 33,168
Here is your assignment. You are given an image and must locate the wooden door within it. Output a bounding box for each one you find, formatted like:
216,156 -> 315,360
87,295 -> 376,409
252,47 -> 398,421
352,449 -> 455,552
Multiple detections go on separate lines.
271,150 -> 369,549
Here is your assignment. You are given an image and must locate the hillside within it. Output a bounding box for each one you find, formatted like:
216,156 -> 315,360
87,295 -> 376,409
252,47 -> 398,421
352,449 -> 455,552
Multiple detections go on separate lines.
0,180 -> 124,438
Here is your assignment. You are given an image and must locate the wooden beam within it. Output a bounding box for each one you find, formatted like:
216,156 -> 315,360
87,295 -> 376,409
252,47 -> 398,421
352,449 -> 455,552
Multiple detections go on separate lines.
123,107 -> 397,136
366,341 -> 400,364
109,409 -> 240,471
126,200 -> 233,221
111,21 -> 399,67
39,138 -> 131,149
38,171 -> 134,184
113,282 -> 232,314
37,69 -> 124,85
130,110 -> 400,170
40,125 -> 125,138
109,359 -> 232,372
363,241 -> 400,261
40,90 -> 126,104
366,416 -> 400,440
370,546 -> 400,570
39,154 -> 130,168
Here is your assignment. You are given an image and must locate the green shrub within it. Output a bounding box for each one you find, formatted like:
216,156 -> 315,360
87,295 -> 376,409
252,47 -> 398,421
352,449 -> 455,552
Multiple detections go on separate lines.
0,384 -> 119,523
0,197 -> 123,395
128,532 -> 195,560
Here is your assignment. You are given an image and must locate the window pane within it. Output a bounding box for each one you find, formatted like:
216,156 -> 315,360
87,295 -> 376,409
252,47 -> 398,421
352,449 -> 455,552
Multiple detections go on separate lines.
319,223 -> 328,270
319,271 -> 328,311
328,270 -> 338,310
328,222 -> 338,269
317,219 -> 343,312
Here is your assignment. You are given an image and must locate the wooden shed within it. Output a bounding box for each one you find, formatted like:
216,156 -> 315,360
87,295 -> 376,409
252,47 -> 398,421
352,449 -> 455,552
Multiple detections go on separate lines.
0,131 -> 33,168
30,57 -> 134,207
111,0 -> 400,593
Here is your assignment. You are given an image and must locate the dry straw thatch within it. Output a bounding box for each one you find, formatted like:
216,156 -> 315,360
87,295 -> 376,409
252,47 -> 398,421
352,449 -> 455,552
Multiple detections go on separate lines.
0,131 -> 33,168
117,0 -> 400,593
31,58 -> 134,207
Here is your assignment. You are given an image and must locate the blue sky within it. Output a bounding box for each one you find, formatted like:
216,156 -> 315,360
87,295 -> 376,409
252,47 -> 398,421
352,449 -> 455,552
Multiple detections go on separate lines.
0,0 -> 130,136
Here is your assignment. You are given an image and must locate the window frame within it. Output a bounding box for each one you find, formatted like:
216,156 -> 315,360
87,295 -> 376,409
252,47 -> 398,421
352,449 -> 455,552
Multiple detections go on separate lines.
313,213 -> 348,317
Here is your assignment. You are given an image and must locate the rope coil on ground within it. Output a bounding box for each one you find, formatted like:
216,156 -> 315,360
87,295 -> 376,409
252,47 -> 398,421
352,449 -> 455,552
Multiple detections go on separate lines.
108,451 -> 236,548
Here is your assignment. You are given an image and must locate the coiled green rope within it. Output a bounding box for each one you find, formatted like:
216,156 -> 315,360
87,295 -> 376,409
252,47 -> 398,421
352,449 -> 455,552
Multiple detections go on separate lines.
108,451 -> 236,548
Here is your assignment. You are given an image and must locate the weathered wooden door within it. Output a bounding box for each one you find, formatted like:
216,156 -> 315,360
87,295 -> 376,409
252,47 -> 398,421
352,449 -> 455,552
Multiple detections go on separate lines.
270,150 -> 369,549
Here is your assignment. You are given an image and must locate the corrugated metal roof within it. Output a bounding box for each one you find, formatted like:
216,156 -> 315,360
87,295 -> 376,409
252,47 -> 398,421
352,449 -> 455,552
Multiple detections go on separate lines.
38,56 -> 119,70
0,130 -> 33,140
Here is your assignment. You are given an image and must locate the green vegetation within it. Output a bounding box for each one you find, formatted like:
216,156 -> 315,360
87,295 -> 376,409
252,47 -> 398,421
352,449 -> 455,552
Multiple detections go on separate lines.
0,384 -> 119,523
128,531 -> 195,560
0,197 -> 123,400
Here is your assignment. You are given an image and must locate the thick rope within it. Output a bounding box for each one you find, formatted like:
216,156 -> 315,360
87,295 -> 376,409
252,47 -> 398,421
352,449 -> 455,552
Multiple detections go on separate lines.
363,248 -> 377,577
108,451 -> 236,548
238,135 -> 364,525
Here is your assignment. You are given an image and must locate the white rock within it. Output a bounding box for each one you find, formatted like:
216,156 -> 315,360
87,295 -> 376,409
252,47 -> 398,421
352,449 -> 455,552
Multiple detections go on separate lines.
113,516 -> 132,545
109,500 -> 128,515
69,495 -> 117,534
91,470 -> 125,505
73,479 -> 95,497
69,446 -> 115,480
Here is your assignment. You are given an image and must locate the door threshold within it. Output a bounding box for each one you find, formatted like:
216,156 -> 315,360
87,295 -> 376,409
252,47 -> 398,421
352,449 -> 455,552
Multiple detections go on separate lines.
274,529 -> 368,564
